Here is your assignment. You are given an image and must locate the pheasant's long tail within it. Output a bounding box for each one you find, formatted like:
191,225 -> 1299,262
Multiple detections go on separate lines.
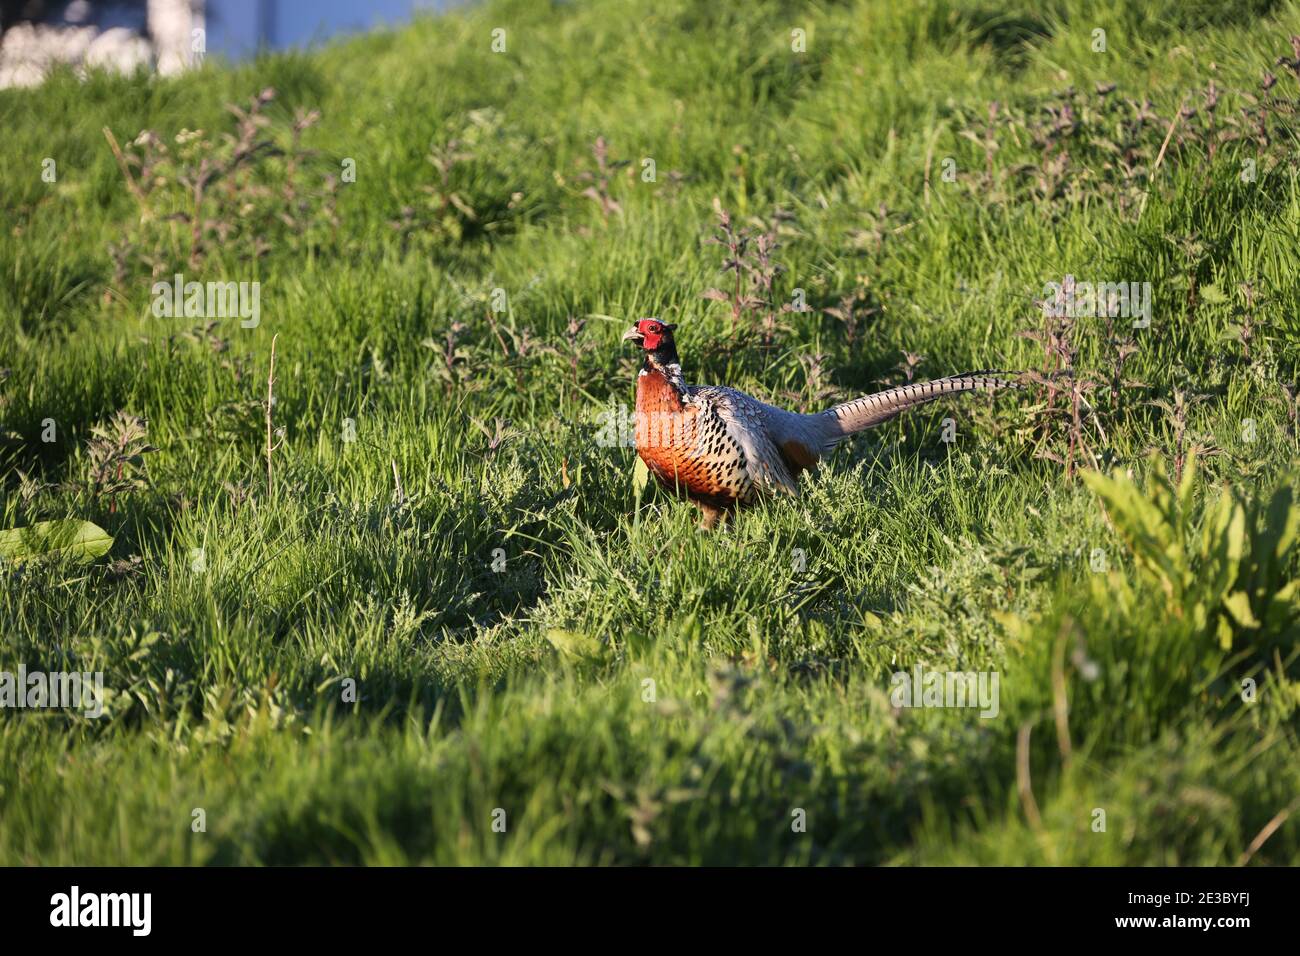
823,370 -> 1022,439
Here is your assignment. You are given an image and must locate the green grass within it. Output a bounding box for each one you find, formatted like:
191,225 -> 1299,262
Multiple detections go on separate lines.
1,0 -> 1298,865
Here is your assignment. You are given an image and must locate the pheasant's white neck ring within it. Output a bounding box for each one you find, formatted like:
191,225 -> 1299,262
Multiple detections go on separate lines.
645,354 -> 689,400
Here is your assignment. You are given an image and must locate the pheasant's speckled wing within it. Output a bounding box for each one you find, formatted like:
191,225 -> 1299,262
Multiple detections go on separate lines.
688,386 -> 801,499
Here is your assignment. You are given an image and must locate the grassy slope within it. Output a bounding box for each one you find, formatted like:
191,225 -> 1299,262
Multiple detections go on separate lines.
0,0 -> 1298,864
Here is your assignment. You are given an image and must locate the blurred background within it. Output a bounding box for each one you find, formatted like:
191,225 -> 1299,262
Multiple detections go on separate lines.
0,0 -> 460,85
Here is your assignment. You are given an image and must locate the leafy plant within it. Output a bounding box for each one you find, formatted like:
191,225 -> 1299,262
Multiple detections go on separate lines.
85,411 -> 157,509
1147,386 -> 1218,484
575,136 -> 625,222
1019,276 -> 1104,480
106,88 -> 339,277
702,200 -> 795,346
1082,453 -> 1299,652
393,108 -> 529,251
821,283 -> 877,346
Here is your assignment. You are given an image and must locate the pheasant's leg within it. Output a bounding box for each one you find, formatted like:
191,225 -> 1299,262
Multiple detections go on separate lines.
696,502 -> 724,531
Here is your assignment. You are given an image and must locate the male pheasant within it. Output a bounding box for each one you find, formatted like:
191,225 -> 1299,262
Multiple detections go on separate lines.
623,318 -> 1019,528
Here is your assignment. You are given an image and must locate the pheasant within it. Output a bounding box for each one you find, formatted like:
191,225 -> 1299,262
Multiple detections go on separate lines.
622,318 -> 1020,528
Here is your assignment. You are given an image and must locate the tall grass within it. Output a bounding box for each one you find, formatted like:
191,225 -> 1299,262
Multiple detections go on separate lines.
0,0 -> 1297,864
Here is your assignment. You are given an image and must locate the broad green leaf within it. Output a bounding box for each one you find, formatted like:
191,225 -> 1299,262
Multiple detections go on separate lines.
1222,590 -> 1259,629
1224,500 -> 1246,567
0,520 -> 114,565
1265,483 -> 1297,565
0,520 -> 114,564
1263,583 -> 1300,626
1176,450 -> 1198,518
1200,491 -> 1234,556
1191,601 -> 1208,632
1216,615 -> 1234,651
632,457 -> 650,517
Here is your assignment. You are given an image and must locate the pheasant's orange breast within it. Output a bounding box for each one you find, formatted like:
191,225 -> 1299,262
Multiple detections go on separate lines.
634,368 -> 745,501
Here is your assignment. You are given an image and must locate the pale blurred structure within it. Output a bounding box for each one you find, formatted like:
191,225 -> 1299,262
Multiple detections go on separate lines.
0,0 -> 453,87
0,1 -> 197,87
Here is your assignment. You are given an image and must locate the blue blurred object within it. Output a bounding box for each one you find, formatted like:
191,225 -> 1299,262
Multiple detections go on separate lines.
207,0 -> 457,58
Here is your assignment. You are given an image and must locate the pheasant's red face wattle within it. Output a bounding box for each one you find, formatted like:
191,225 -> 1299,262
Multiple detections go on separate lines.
625,319 -> 675,350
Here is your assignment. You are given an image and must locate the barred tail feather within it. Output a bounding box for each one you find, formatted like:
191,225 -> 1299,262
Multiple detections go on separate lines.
824,370 -> 1021,439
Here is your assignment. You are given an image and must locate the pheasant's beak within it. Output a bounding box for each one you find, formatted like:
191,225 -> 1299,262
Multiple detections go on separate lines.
622,326 -> 645,345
